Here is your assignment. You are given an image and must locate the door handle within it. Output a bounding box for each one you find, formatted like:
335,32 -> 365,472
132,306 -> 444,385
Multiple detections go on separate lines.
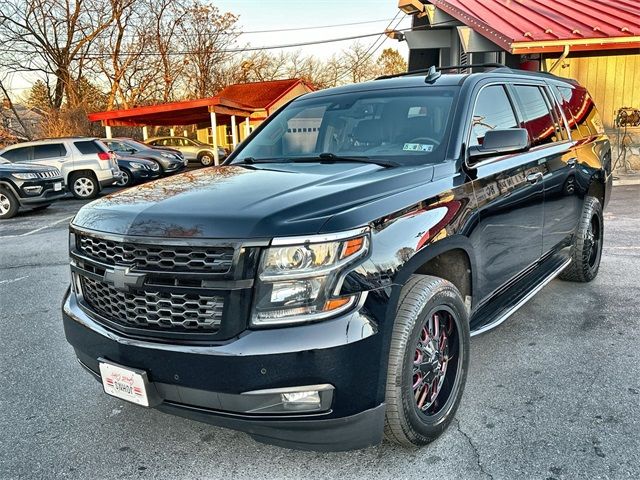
567,157 -> 577,168
526,172 -> 543,184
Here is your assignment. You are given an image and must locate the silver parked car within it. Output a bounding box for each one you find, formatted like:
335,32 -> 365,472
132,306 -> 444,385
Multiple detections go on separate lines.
0,138 -> 121,199
145,136 -> 227,166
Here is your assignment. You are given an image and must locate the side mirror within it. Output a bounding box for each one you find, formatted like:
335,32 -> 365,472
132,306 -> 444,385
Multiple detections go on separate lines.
468,128 -> 530,161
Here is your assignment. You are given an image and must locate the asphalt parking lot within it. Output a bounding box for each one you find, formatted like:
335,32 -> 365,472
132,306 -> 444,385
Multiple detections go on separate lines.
1,185 -> 639,480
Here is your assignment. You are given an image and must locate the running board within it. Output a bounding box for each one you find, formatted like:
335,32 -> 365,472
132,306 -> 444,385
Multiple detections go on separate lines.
470,256 -> 572,337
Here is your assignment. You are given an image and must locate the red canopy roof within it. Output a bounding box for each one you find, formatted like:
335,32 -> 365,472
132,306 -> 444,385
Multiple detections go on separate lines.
88,79 -> 311,127
430,0 -> 640,53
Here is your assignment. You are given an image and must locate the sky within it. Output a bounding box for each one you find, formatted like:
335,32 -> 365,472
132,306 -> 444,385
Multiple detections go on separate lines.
4,0 -> 411,97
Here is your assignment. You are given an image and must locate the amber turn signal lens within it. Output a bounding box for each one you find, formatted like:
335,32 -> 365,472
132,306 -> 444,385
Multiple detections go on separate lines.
323,297 -> 352,312
341,237 -> 365,259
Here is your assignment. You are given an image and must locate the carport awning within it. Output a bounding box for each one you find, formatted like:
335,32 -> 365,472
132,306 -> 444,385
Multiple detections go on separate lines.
87,97 -> 256,127
429,0 -> 640,54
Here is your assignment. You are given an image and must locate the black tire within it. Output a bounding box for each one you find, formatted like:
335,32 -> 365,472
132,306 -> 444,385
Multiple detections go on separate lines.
385,275 -> 470,447
0,187 -> 19,219
69,172 -> 99,199
31,203 -> 52,211
116,169 -> 134,187
199,152 -> 214,166
560,196 -> 603,282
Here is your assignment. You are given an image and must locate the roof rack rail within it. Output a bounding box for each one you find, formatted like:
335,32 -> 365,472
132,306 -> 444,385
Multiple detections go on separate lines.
375,63 -> 508,81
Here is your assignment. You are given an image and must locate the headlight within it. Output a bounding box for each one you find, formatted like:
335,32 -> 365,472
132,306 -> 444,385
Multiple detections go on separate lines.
160,152 -> 174,159
252,228 -> 369,326
12,172 -> 39,180
128,162 -> 146,169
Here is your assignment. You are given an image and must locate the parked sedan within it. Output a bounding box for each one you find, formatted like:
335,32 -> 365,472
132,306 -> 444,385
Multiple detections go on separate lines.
102,138 -> 187,175
115,156 -> 161,187
145,136 -> 227,166
0,156 -> 65,219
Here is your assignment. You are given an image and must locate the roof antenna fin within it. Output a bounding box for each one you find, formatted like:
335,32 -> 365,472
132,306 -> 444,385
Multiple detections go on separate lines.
425,65 -> 441,84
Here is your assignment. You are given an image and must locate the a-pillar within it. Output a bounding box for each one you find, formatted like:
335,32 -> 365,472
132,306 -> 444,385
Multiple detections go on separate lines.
210,111 -> 219,165
231,115 -> 238,149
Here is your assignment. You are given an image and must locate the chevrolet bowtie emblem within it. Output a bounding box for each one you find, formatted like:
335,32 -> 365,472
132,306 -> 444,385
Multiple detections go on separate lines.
103,266 -> 146,291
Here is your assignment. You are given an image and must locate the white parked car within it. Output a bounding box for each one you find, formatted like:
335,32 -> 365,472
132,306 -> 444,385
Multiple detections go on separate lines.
0,138 -> 121,199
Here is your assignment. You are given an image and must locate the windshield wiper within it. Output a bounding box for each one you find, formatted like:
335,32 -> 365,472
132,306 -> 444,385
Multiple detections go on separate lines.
291,152 -> 398,168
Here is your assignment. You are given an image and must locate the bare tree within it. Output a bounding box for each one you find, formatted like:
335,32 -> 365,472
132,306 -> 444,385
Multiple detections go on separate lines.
0,0 -> 119,109
180,2 -> 238,98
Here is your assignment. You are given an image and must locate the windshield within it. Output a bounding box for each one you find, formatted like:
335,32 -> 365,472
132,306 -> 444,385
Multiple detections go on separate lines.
233,87 -> 458,166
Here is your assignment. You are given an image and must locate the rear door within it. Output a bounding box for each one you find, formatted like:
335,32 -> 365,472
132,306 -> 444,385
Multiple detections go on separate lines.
468,83 -> 545,301
31,143 -> 69,171
509,84 -> 580,254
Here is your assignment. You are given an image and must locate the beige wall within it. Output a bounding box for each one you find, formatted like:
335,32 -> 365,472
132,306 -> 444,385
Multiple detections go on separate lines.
546,53 -> 640,129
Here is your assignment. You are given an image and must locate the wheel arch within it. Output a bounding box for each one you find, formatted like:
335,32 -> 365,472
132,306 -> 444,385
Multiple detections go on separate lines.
0,180 -> 20,199
385,236 -> 478,321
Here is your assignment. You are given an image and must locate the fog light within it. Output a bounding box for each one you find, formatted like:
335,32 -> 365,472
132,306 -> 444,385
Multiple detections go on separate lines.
23,185 -> 43,195
281,390 -> 321,410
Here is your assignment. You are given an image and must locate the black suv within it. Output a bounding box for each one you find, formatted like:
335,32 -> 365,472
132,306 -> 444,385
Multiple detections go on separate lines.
0,157 -> 65,219
63,66 -> 611,451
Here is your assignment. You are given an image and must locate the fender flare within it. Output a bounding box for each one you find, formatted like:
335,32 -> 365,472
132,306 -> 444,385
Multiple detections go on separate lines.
384,235 -> 478,321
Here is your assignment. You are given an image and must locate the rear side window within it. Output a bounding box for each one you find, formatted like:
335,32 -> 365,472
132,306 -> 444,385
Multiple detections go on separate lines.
554,86 -> 604,139
470,85 -> 518,147
33,143 -> 67,159
74,140 -> 107,155
511,85 -> 557,147
1,147 -> 32,162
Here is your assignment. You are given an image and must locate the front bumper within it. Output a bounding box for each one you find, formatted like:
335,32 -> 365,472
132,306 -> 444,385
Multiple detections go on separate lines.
130,169 -> 161,183
18,181 -> 66,205
62,290 -> 386,451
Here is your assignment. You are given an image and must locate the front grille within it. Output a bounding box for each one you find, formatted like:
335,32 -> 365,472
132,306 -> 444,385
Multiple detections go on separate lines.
77,234 -> 234,273
38,170 -> 61,179
80,275 -> 224,332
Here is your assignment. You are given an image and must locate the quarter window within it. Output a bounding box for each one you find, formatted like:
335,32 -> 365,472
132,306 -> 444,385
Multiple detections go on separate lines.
512,85 -> 557,147
470,85 -> 518,147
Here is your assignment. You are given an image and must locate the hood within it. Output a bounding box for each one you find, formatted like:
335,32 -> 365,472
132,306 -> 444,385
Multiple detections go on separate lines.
72,162 -> 435,239
0,162 -> 57,173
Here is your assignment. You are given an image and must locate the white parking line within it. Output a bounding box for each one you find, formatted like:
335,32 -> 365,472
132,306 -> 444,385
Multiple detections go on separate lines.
0,215 -> 74,239
0,275 -> 29,285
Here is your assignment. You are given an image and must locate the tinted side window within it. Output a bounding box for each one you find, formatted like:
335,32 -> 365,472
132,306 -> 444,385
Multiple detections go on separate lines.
1,147 -> 32,162
512,85 -> 556,147
555,86 -> 594,139
74,140 -> 106,154
33,143 -> 67,159
470,85 -> 518,147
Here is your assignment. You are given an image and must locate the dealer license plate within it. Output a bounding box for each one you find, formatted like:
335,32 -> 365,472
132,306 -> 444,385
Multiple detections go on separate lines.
54,182 -> 62,191
99,361 -> 149,407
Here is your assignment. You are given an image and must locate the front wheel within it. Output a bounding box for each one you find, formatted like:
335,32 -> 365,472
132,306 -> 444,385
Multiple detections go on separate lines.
199,152 -> 214,166
0,188 -> 19,219
116,169 -> 133,187
560,196 -> 603,282
384,275 -> 470,447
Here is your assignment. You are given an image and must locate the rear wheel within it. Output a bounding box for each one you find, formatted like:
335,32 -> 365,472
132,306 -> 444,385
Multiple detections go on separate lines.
384,275 -> 470,447
0,188 -> 19,219
560,196 -> 603,282
70,172 -> 99,199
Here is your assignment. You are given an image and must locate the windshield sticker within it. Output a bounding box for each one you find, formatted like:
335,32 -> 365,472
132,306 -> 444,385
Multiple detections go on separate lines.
403,143 -> 433,152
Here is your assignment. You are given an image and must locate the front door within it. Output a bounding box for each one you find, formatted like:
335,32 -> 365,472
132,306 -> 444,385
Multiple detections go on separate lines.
467,84 -> 545,302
